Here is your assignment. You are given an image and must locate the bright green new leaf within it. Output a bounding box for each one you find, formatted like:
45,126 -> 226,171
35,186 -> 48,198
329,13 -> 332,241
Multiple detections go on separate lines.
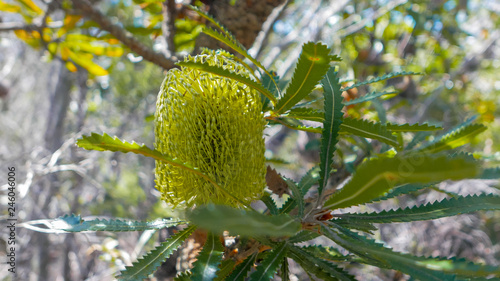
341,71 -> 422,92
285,108 -> 323,122
187,205 -> 301,237
340,117 -> 399,148
318,68 -> 344,196
416,123 -> 487,154
274,42 -> 333,114
249,242 -> 288,281
324,155 -> 480,210
191,232 -> 224,281
334,194 -> 500,224
343,90 -> 397,106
118,225 -> 196,280
385,122 -> 443,132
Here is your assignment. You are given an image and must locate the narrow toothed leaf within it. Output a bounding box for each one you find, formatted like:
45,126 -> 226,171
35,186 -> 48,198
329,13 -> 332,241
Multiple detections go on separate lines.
299,245 -> 351,262
480,167 -> 500,179
288,230 -> 320,244
177,60 -> 276,104
288,246 -> 356,281
191,232 -> 224,281
188,205 -> 300,237
285,108 -> 324,122
261,194 -> 279,215
324,225 -> 500,279
278,197 -> 296,215
385,122 -> 443,132
371,183 -> 434,202
274,42 -> 333,114
226,253 -> 257,281
281,257 -> 290,281
48,215 -> 185,232
249,242 -> 288,281
343,90 -> 397,106
214,260 -> 236,281
174,271 -> 192,281
416,123 -> 487,154
324,155 -> 480,210
334,194 -> 500,224
341,71 -> 422,92
318,68 -> 344,196
118,225 -> 196,280
299,166 -> 320,195
285,178 -> 304,217
261,71 -> 280,110
340,117 -> 399,148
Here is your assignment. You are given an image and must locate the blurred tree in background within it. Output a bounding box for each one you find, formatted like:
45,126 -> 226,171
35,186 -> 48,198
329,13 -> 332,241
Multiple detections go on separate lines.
0,0 -> 499,280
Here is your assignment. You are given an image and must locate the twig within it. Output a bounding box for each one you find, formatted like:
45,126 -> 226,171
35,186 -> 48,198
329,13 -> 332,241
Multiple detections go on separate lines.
64,0 -> 178,70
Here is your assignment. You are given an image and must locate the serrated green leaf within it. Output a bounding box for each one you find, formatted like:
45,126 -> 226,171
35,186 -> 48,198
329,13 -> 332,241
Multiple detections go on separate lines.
299,166 -> 320,195
285,108 -> 324,122
324,155 -> 480,210
480,167 -> 500,179
371,183 -> 434,202
191,232 -> 224,281
188,205 -> 300,237
324,225 -> 500,279
299,245 -> 351,262
319,68 -> 344,196
118,225 -> 196,280
261,194 -> 279,215
214,260 -> 236,281
340,117 -> 399,148
288,246 -> 356,281
343,90 -> 398,106
341,71 -> 422,92
385,122 -> 443,132
77,133 -> 244,206
285,178 -> 304,217
416,123 -> 487,154
334,194 -> 500,224
226,253 -> 257,281
177,60 -> 276,104
174,271 -> 193,281
249,242 -> 288,281
281,257 -> 290,281
288,230 -> 320,244
322,225 -> 456,281
274,42 -> 333,114
49,214 -> 185,232
261,71 -> 280,111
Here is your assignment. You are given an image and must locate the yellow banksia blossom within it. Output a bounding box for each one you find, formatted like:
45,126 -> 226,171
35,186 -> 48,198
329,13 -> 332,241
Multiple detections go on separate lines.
155,50 -> 266,208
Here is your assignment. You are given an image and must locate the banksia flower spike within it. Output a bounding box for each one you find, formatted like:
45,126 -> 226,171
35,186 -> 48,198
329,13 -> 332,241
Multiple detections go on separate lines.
155,50 -> 266,208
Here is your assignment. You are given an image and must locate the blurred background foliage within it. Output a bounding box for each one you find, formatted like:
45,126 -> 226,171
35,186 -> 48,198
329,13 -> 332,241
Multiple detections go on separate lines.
1,0 -> 500,280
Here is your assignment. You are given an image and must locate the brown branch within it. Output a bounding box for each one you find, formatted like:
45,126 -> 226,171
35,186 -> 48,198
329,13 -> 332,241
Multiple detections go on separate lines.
65,0 -> 178,70
161,0 -> 177,57
0,21 -> 62,32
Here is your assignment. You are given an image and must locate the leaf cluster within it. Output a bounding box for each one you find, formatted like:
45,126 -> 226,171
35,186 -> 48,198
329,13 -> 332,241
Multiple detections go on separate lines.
26,7 -> 500,281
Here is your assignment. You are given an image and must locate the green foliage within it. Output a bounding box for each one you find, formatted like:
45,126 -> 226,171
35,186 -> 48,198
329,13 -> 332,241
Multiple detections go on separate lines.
24,6 -> 500,281
324,155 -> 480,210
187,205 -> 301,237
118,225 -> 196,281
274,42 -> 335,114
191,232 -> 225,281
318,68 -> 344,196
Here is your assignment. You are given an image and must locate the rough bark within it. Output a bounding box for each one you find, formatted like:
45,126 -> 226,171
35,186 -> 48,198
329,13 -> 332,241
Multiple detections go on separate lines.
196,0 -> 287,51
